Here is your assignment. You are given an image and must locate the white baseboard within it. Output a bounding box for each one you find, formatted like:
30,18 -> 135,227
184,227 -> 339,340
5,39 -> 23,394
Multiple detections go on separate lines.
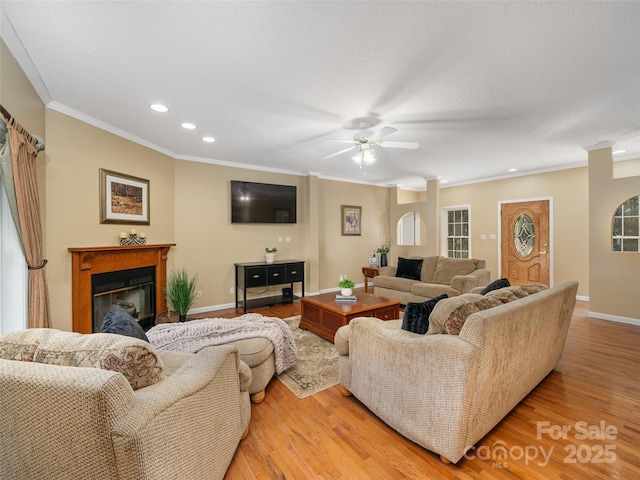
186,287 -> 331,315
576,295 -> 589,302
188,302 -> 235,315
587,311 -> 640,327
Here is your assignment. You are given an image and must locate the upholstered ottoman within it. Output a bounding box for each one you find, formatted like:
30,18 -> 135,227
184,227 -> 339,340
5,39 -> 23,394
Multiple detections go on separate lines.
222,337 -> 275,404
148,312 -> 296,404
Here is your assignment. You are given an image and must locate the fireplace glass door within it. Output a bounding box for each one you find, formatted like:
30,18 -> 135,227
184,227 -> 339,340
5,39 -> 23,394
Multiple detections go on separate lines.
92,266 -> 155,332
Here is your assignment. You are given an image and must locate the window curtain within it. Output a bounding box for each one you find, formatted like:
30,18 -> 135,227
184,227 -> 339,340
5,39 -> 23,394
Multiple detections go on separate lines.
0,113 -> 51,328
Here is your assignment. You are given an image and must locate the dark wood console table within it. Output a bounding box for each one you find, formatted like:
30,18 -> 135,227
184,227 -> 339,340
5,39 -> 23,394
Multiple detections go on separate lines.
235,260 -> 305,313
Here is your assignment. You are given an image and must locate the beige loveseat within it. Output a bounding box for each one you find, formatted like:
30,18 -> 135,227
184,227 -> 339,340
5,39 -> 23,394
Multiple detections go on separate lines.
335,281 -> 578,464
0,329 -> 251,480
373,256 -> 490,304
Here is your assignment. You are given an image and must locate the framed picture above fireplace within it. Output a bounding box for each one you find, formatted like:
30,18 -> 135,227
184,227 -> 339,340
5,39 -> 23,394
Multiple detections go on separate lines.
100,168 -> 150,225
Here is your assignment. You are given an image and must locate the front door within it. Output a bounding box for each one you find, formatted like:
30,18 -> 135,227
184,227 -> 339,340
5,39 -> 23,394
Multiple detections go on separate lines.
500,200 -> 550,286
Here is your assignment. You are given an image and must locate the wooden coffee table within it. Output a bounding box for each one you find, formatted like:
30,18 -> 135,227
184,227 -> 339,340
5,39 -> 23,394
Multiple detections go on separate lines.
299,291 -> 400,342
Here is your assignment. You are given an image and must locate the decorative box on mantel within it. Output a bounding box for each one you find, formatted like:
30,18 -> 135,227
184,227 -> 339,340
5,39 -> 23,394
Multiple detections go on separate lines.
68,244 -> 175,334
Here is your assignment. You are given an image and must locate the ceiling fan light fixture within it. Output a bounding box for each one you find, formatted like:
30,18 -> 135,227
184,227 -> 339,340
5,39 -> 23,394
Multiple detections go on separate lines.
352,144 -> 376,170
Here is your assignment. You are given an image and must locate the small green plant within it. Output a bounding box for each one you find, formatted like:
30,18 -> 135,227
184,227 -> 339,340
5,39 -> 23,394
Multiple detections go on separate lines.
265,247 -> 278,253
338,278 -> 355,289
164,267 -> 198,318
376,241 -> 390,255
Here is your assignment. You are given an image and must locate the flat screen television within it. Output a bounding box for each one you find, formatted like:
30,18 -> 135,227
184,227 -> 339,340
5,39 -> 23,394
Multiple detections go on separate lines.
231,180 -> 297,224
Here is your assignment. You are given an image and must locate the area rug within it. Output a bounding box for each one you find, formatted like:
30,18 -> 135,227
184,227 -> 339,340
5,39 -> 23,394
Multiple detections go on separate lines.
277,316 -> 339,398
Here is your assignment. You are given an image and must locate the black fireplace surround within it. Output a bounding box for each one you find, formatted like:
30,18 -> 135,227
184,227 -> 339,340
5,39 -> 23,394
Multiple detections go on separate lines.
91,266 -> 156,332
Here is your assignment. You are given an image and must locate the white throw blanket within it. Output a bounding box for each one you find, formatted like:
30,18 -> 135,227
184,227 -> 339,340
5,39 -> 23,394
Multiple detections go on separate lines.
146,313 -> 298,374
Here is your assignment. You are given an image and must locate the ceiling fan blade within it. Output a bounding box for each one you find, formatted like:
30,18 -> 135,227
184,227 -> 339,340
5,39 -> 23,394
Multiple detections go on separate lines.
326,139 -> 357,144
322,145 -> 356,159
369,126 -> 397,141
379,141 -> 420,149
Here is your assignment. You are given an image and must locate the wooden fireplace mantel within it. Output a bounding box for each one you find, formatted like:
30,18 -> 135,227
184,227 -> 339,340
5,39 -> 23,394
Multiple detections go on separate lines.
68,244 -> 175,333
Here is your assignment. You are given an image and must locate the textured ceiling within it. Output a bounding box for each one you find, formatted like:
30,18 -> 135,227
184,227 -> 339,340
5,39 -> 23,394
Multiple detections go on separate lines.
2,1 -> 639,189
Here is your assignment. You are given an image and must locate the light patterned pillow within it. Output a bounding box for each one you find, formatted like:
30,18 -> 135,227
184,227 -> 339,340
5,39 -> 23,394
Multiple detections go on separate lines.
0,328 -> 163,390
0,338 -> 38,361
485,288 -> 520,303
487,284 -> 548,301
427,294 -> 485,334
444,297 -> 504,335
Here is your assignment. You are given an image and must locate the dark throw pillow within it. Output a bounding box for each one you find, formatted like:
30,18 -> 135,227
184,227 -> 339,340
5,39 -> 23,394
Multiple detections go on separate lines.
480,278 -> 511,295
100,306 -> 149,342
401,294 -> 448,334
395,257 -> 424,281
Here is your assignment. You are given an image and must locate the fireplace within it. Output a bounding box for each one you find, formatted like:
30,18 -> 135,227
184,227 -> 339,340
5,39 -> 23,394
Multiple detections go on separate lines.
92,266 -> 156,332
68,244 -> 175,334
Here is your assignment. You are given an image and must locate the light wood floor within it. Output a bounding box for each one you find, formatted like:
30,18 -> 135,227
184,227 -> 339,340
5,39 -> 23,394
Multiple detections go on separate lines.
195,293 -> 640,479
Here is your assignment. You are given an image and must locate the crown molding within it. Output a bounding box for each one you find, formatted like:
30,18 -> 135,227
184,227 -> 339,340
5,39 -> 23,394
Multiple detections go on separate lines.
1,9 -> 52,104
583,141 -> 615,152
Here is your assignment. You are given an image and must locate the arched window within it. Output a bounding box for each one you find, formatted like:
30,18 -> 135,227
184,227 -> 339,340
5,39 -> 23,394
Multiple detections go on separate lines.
612,195 -> 639,252
397,212 -> 422,246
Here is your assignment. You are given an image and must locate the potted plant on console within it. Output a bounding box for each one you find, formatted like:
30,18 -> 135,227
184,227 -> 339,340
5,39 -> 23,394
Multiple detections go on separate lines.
165,267 -> 198,322
376,241 -> 390,267
265,247 -> 277,264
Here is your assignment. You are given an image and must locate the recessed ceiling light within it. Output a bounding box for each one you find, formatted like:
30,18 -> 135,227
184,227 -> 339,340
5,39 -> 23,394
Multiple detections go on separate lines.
440,179 -> 449,184
612,149 -> 627,154
150,104 -> 168,113
202,136 -> 216,143
181,122 -> 196,130
508,168 -> 518,172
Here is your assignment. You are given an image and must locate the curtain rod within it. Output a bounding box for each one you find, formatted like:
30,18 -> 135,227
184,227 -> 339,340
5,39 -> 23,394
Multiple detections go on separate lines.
0,104 -> 10,120
0,103 -> 45,152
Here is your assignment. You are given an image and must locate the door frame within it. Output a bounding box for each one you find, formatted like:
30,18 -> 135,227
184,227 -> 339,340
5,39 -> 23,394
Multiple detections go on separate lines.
497,197 -> 554,286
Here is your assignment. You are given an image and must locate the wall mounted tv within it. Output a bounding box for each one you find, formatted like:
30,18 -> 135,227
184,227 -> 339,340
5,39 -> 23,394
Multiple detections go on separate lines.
231,180 -> 297,224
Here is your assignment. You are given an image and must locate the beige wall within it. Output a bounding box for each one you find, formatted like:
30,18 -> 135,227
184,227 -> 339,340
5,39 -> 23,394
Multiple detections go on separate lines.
442,168 -> 590,298
386,168 -> 590,299
45,111 -> 175,330
164,163 -> 391,311
317,179 -> 389,289
588,148 -> 640,320
173,161 -> 308,308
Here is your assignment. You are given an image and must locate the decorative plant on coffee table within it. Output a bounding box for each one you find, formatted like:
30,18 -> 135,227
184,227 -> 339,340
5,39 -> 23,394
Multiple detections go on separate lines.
338,276 -> 356,297
165,267 -> 198,322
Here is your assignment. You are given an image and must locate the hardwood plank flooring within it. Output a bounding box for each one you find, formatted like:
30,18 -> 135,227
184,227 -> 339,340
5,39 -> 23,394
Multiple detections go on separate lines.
194,293 -> 640,479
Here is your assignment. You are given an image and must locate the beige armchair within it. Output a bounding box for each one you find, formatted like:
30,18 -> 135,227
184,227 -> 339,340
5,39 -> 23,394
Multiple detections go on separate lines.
0,342 -> 251,480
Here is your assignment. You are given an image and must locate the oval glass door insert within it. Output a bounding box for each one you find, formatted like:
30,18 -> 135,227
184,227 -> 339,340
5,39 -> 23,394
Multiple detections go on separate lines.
514,213 -> 535,257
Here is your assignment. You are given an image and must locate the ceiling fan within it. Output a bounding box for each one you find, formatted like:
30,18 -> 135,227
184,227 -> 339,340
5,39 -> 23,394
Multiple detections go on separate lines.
323,120 -> 420,171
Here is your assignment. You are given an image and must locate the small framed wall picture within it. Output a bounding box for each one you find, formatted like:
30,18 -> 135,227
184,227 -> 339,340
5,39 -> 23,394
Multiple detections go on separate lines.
341,205 -> 361,236
99,168 -> 150,225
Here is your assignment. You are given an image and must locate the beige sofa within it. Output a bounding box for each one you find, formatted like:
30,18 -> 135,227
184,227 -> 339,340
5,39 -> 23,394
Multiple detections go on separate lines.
0,329 -> 251,480
335,281 -> 578,463
373,256 -> 491,304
